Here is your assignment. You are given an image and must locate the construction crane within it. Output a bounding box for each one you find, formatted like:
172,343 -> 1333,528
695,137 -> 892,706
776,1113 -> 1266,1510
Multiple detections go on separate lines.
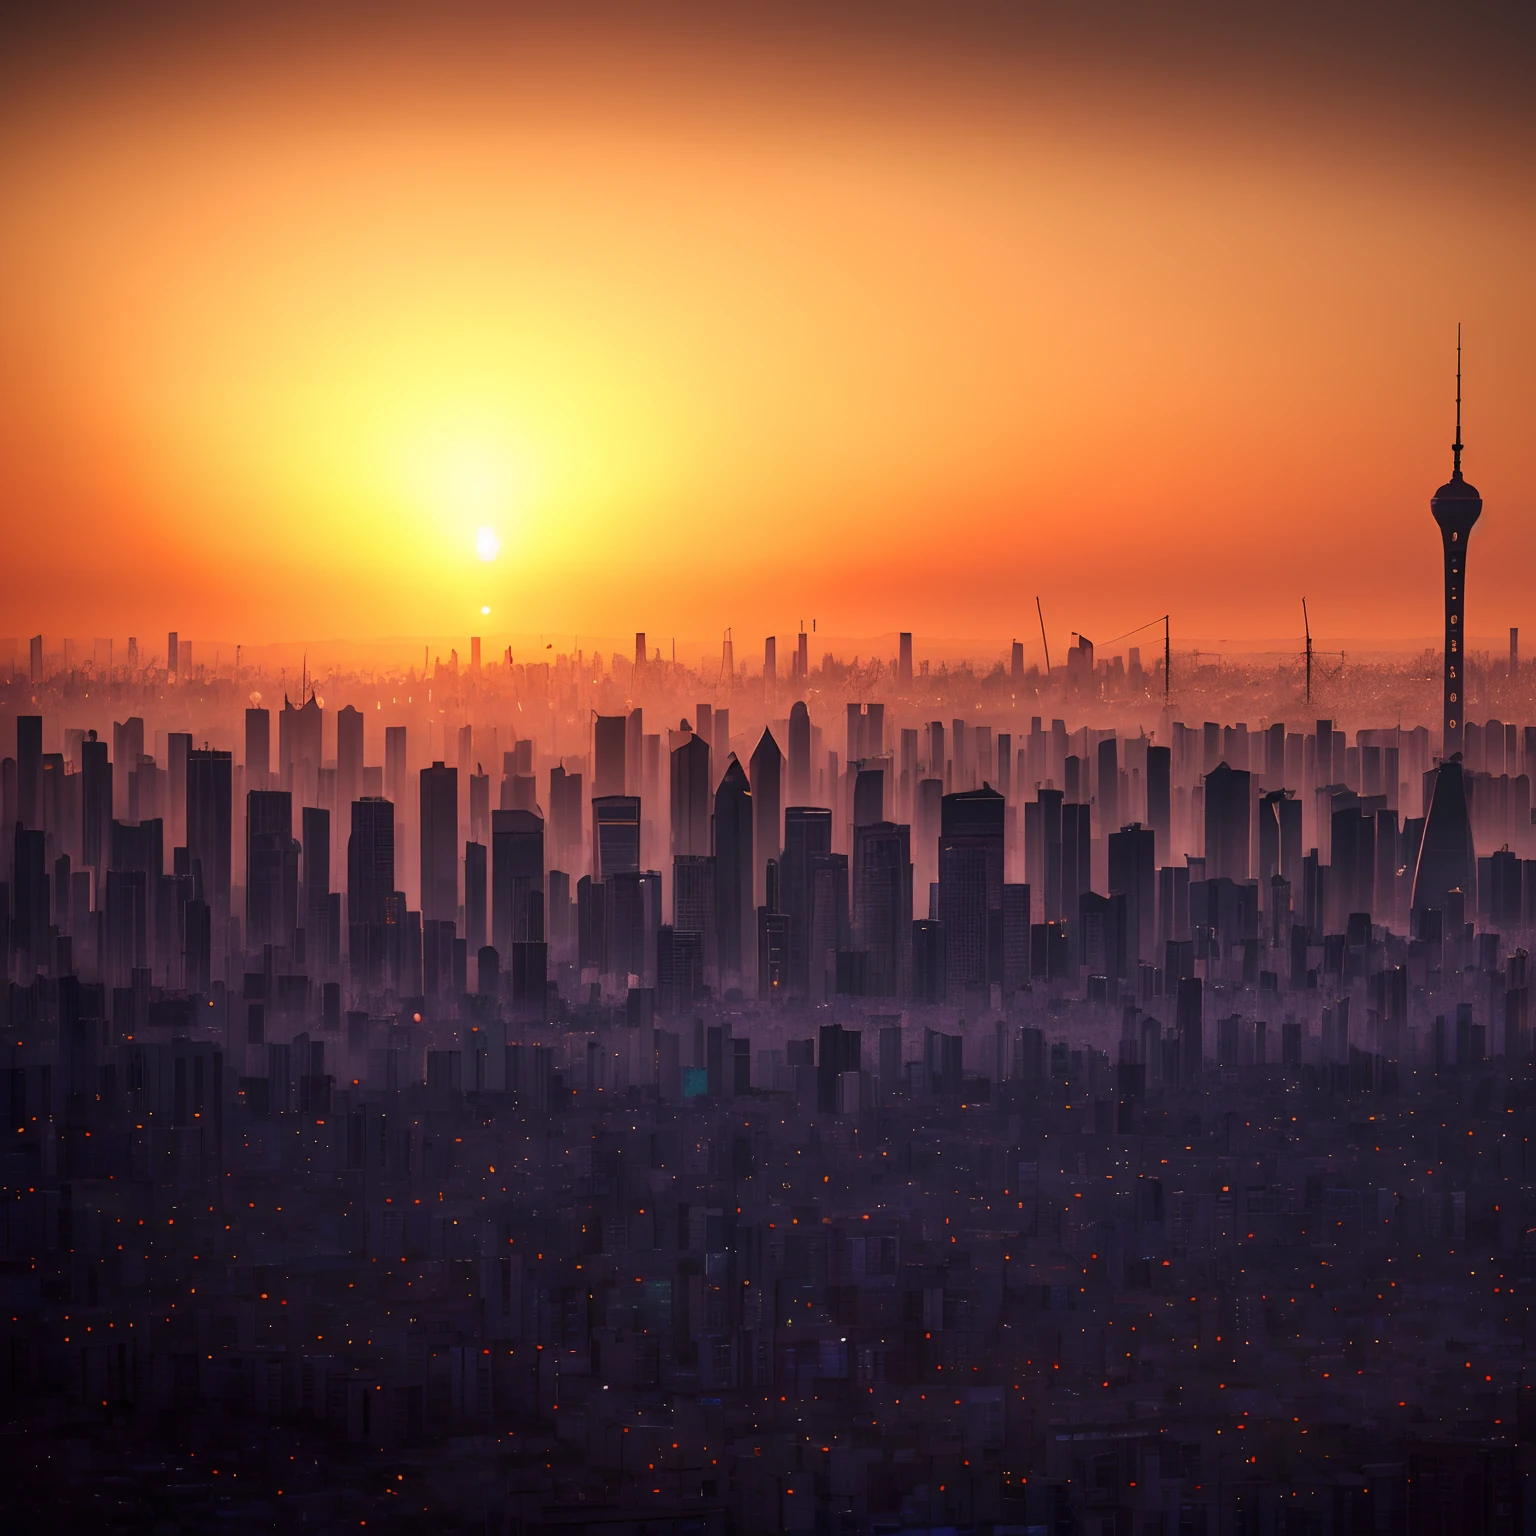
1103,612 -> 1172,699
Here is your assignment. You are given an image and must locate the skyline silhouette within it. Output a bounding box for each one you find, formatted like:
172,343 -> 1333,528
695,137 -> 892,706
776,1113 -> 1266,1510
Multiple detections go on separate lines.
4,6 -> 1536,1533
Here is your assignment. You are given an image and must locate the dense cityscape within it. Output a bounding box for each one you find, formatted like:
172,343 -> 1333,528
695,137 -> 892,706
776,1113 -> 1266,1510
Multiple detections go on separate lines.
2,414 -> 1534,1533
5,6 -> 1534,1533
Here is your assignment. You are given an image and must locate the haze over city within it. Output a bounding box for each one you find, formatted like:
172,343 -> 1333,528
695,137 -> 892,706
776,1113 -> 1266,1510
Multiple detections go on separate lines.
3,5 -> 1536,1535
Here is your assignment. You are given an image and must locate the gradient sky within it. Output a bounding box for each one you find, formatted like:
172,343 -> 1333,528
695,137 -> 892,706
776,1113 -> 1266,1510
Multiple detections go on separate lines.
1,3 -> 1533,651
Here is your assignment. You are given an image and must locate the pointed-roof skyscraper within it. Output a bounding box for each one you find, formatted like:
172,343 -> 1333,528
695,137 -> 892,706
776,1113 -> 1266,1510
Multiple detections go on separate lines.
749,727 -> 783,907
713,755 -> 753,988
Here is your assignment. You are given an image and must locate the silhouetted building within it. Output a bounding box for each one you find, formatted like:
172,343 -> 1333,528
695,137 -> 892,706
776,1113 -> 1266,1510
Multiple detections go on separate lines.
939,837 -> 989,1000
1107,821 -> 1156,966
818,1023 -> 861,1113
465,840 -> 487,951
347,797 -> 395,928
247,789 -> 296,950
592,795 -> 641,882
245,706 -> 270,790
492,808 -> 544,953
782,805 -> 833,996
714,757 -> 752,987
1412,756 -> 1477,921
853,820 -> 912,997
1204,761 -> 1251,882
337,704 -> 364,815
186,747 -> 232,921
301,806 -> 332,963
593,714 -> 628,797
17,714 -> 42,830
670,730 -> 711,859
671,852 -> 716,964
420,761 -> 459,926
788,700 -> 811,803
749,727 -> 782,905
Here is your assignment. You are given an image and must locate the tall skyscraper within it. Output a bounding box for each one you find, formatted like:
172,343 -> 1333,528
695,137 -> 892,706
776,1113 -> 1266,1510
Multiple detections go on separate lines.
592,795 -> 641,882
938,785 -> 1005,997
593,714 -> 628,797
672,852 -> 716,961
852,820 -> 912,996
713,756 -> 752,986
492,808 -> 545,952
1203,762 -> 1251,883
81,733 -> 110,874
245,707 -> 271,791
670,731 -> 711,859
279,692 -> 323,787
782,805 -> 833,996
749,727 -> 783,904
347,796 -> 395,986
247,788 -> 296,950
1107,821 -> 1156,967
301,805 -> 331,954
384,725 -> 407,806
788,701 -> 811,803
465,840 -> 488,951
347,797 -> 395,928
419,761 -> 459,925
337,704 -> 364,815
16,715 -> 42,830
186,747 -> 232,919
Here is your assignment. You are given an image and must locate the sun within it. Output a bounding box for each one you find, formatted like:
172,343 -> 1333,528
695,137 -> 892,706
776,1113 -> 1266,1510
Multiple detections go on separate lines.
475,525 -> 501,562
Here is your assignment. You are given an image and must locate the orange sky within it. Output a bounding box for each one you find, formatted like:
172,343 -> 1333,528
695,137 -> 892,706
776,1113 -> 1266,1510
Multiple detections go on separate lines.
1,5 -> 1533,651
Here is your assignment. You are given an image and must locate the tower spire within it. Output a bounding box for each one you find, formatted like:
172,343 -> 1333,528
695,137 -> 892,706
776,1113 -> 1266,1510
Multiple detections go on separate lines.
1452,322 -> 1463,477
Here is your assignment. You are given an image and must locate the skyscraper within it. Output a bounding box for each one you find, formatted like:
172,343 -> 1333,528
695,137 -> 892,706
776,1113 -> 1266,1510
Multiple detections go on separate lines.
713,756 -> 752,986
347,797 -> 395,928
186,746 -> 232,919
419,761 -> 459,925
247,788 -> 296,950
782,805 -> 833,996
337,704 -> 364,815
492,808 -> 545,952
16,715 -> 42,830
670,730 -> 711,859
592,795 -> 641,882
245,706 -> 271,791
749,727 -> 783,904
1203,762 -> 1251,883
852,820 -> 912,996
788,700 -> 811,803
938,785 -> 1004,998
301,805 -> 331,958
347,796 -> 395,986
1107,821 -> 1156,967
593,714 -> 628,797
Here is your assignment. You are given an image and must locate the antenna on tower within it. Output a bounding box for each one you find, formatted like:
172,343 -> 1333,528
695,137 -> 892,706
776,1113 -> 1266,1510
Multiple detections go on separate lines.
1453,322 -> 1463,476
1302,598 -> 1313,704
1035,596 -> 1052,677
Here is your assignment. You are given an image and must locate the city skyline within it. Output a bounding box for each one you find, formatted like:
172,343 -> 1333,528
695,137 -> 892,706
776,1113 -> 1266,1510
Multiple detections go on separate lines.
5,6 -> 1536,1532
